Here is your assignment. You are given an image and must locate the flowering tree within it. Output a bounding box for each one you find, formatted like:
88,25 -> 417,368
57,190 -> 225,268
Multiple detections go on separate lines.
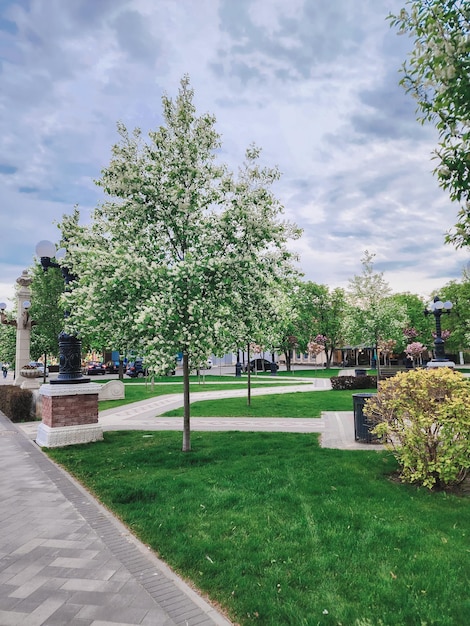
405,341 -> 427,365
343,252 -> 409,376
403,327 -> 418,342
378,339 -> 397,366
60,76 -> 300,451
307,339 -> 324,358
390,1 -> 470,247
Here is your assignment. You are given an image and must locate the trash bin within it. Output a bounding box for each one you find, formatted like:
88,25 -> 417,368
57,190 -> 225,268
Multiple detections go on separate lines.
270,362 -> 278,376
355,368 -> 367,377
235,362 -> 242,377
352,393 -> 377,443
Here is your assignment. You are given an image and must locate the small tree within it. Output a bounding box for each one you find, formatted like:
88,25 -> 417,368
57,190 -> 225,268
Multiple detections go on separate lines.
365,368 -> 470,489
343,252 -> 409,376
61,76 -> 300,451
405,341 -> 427,366
377,339 -> 397,366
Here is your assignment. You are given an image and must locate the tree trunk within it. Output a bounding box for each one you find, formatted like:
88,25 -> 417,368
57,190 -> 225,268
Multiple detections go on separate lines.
375,342 -> 381,381
247,342 -> 251,406
285,350 -> 291,372
182,351 -> 191,451
326,348 -> 332,368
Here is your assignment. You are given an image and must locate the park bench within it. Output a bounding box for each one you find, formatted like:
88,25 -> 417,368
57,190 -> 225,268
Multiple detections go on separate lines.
379,367 -> 408,380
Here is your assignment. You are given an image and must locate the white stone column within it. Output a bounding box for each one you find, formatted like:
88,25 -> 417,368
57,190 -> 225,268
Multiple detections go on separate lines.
14,270 -> 36,387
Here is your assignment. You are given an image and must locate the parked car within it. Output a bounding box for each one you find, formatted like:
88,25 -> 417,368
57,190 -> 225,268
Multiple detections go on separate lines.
28,361 -> 49,377
244,358 -> 279,373
105,360 -> 120,374
126,359 -> 148,378
87,361 -> 107,375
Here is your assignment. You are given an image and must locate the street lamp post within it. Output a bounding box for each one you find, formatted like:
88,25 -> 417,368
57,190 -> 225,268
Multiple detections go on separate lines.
424,296 -> 454,367
33,239 -> 101,448
35,240 -> 89,385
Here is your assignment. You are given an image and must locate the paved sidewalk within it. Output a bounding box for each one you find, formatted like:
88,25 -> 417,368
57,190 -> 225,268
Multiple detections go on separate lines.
0,411 -> 232,626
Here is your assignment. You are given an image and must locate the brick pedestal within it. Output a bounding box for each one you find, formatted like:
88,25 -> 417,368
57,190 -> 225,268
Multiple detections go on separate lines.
37,383 -> 103,448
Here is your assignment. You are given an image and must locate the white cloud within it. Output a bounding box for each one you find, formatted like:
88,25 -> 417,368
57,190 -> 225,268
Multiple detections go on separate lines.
0,0 -> 468,310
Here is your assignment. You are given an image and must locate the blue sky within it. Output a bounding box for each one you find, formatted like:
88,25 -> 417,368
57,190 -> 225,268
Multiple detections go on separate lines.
1,0 -> 468,307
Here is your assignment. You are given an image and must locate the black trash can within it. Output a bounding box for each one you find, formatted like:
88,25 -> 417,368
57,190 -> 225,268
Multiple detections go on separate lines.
355,368 -> 367,377
353,393 -> 377,443
235,362 -> 242,377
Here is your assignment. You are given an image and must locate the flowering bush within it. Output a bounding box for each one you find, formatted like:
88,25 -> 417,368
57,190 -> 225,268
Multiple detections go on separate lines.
432,330 -> 451,340
330,375 -> 377,390
364,368 -> 470,489
405,342 -> 426,358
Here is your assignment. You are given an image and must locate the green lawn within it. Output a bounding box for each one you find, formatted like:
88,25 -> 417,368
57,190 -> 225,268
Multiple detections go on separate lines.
276,368 -> 348,378
47,431 -> 470,626
162,389 -> 372,418
98,379 -> 312,412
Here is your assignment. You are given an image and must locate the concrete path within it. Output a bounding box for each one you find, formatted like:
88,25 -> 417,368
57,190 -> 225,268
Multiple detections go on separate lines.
1,376 -> 383,626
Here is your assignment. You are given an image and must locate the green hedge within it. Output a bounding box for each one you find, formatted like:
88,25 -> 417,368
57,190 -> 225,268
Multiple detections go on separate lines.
0,385 -> 34,422
330,375 -> 377,390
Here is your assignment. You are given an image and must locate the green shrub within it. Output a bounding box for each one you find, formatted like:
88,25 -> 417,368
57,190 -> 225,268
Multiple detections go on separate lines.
0,385 -> 34,422
364,368 -> 470,489
330,375 -> 377,390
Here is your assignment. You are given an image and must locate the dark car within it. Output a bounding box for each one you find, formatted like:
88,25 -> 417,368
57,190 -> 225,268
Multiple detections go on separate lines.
244,358 -> 279,373
87,361 -> 107,375
105,360 -> 121,374
126,359 -> 148,378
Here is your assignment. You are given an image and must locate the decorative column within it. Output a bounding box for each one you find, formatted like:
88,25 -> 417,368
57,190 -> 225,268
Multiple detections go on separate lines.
14,270 -> 38,388
0,271 -> 38,389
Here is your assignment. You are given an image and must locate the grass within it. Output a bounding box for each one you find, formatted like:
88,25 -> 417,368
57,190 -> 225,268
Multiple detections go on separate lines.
276,368 -> 348,378
162,389 -> 373,418
98,379 -> 312,412
47,431 -> 470,626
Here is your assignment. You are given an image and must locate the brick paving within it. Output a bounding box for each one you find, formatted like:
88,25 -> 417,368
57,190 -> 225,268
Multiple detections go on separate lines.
0,412 -> 232,626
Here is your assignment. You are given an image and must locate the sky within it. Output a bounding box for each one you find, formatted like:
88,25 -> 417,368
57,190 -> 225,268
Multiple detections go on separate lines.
1,0 -> 469,310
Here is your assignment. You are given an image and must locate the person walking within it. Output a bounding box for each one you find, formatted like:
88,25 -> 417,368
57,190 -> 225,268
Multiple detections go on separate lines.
2,362 -> 8,379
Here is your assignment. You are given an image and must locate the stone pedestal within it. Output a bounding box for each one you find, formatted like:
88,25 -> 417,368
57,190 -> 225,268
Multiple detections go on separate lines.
427,360 -> 456,369
37,383 -> 103,448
